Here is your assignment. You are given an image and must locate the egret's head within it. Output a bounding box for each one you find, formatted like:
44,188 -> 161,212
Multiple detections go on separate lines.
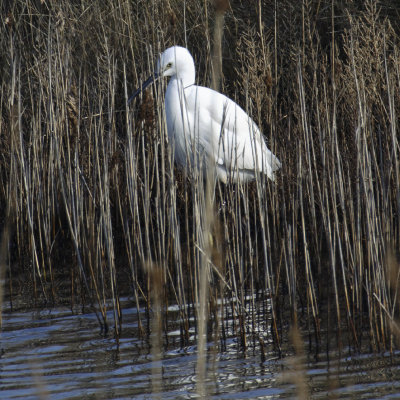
128,46 -> 195,104
157,46 -> 195,83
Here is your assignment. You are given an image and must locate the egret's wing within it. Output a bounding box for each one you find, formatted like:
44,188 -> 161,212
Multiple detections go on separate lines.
187,86 -> 280,179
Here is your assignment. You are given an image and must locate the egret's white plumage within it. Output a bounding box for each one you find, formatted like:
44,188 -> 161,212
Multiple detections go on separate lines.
131,46 -> 281,183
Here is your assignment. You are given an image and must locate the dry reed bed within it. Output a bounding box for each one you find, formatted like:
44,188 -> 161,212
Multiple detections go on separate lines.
0,0 -> 399,355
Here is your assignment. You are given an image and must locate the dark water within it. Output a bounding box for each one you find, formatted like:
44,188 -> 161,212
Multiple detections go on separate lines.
1,297 -> 400,399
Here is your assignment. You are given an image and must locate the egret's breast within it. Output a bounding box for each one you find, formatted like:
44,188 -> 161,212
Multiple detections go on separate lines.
165,80 -> 195,167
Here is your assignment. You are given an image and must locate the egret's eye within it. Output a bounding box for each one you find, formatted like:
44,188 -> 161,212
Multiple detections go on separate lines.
166,62 -> 172,69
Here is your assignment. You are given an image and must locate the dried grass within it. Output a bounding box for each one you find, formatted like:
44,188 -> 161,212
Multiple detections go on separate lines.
0,0 -> 399,360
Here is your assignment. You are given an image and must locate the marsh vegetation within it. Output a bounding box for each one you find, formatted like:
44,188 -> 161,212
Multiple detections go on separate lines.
1,0 -> 399,362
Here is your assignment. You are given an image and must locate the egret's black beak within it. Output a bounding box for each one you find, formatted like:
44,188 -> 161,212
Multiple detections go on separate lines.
128,72 -> 159,104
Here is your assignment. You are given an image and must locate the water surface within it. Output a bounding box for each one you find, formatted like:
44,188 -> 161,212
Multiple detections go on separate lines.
1,298 -> 400,399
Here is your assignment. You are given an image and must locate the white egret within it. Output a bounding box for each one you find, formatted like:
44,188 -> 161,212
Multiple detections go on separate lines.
129,46 -> 281,183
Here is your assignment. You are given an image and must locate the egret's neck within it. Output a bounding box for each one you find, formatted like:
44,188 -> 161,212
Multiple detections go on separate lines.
176,63 -> 195,88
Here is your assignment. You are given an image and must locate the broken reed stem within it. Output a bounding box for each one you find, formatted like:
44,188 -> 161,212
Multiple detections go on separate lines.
285,325 -> 309,400
148,262 -> 164,398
